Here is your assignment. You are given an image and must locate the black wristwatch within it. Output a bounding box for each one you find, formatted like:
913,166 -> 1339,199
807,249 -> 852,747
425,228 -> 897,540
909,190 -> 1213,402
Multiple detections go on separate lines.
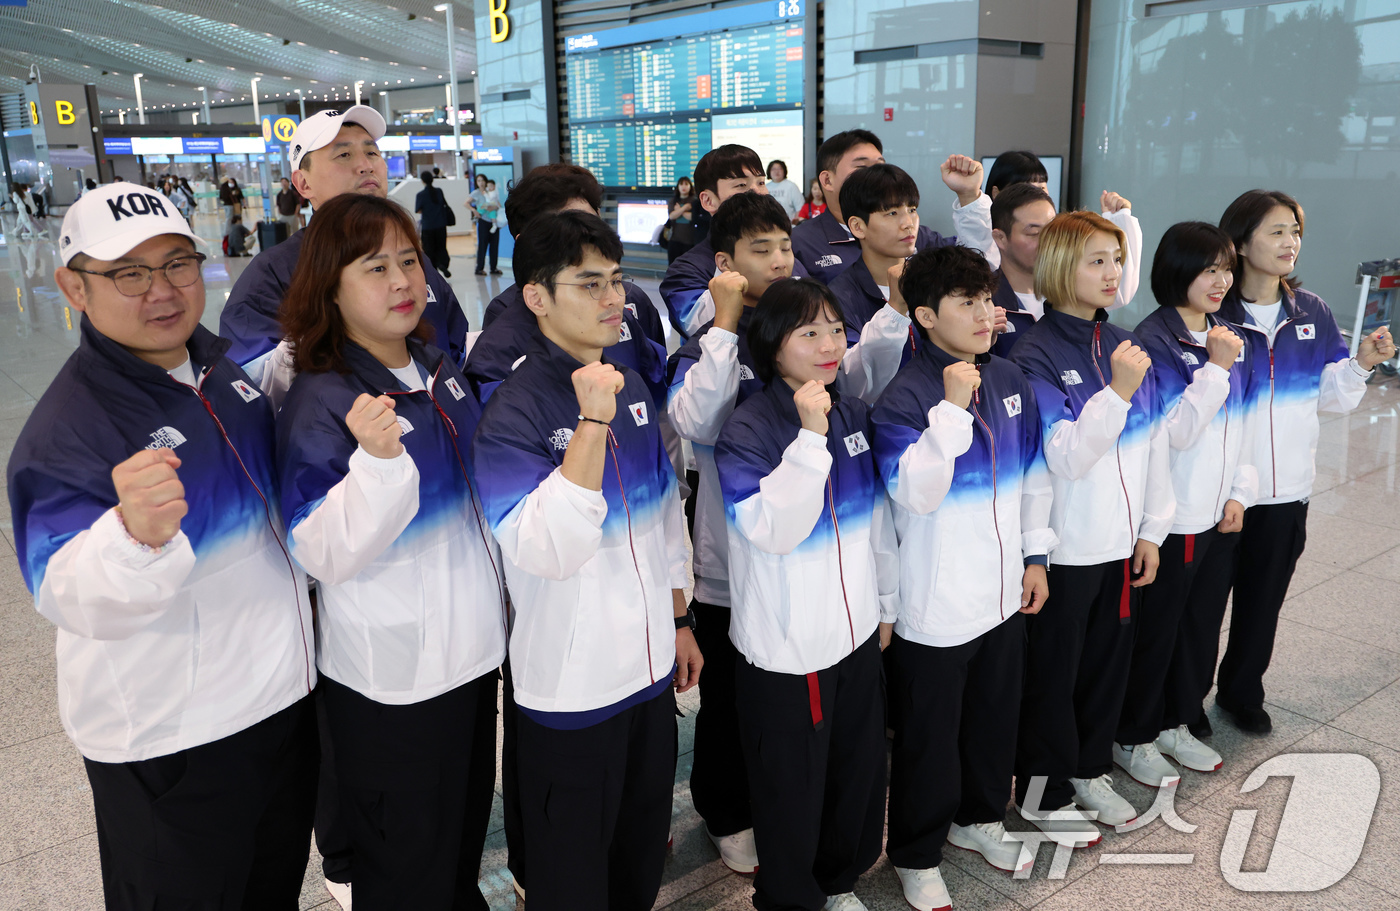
675,607 -> 697,631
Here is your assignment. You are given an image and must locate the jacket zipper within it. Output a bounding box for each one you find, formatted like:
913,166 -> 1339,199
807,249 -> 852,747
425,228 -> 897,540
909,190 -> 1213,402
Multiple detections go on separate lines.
971,382 -> 1006,619
607,427 -> 656,686
181,378 -> 313,693
1090,323 -> 1136,548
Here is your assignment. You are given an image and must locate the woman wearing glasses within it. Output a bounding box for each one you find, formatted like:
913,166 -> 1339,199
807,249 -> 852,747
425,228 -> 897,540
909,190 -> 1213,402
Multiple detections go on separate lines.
274,193 -> 508,908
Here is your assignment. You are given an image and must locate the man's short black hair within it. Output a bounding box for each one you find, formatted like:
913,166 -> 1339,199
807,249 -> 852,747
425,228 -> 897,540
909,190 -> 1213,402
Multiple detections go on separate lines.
986,151 -> 1048,194
693,145 -> 764,199
900,245 -> 998,341
991,182 -> 1056,236
512,209 -> 624,294
503,164 -> 603,236
1150,221 -> 1237,308
711,192 -> 791,257
746,278 -> 847,384
816,130 -> 884,177
838,164 -> 919,227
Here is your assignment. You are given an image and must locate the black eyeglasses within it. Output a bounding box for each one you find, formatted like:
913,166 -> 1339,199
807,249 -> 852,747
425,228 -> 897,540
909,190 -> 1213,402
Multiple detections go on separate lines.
70,253 -> 207,297
554,274 -> 632,301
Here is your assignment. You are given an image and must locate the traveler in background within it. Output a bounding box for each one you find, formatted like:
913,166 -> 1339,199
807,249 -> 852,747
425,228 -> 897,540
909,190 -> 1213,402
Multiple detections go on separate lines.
765,159 -> 803,220
10,183 -> 39,238
227,214 -> 251,257
985,150 -> 1049,199
469,174 -> 502,275
276,177 -> 303,237
796,177 -> 825,223
415,171 -> 453,278
219,174 -> 243,239
667,176 -> 702,264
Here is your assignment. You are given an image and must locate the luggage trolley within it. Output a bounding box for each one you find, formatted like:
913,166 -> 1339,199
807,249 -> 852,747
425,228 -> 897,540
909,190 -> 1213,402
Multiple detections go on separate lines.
1349,259 -> 1400,378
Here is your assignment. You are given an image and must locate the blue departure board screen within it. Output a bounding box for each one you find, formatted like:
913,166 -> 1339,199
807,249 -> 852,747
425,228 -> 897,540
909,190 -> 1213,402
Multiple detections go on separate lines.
564,0 -> 805,188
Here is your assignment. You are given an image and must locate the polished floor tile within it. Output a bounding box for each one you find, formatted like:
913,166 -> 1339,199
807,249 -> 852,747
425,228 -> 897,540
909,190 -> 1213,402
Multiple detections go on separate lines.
4,210 -> 1400,907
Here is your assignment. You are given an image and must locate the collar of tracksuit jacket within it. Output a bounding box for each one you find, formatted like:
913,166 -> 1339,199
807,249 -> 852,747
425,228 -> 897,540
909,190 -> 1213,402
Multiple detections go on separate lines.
989,269 -> 1037,358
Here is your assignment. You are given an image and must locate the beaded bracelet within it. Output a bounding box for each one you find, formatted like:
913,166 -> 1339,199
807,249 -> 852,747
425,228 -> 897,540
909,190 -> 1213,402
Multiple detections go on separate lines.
113,506 -> 173,556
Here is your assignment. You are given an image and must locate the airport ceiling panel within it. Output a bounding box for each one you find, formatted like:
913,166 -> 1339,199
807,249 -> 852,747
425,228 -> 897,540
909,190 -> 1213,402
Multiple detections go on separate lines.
0,0 -> 477,113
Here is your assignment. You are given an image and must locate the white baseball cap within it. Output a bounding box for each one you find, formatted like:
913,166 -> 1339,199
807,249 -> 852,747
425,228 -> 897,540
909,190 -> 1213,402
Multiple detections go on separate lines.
59,183 -> 202,266
288,105 -> 387,170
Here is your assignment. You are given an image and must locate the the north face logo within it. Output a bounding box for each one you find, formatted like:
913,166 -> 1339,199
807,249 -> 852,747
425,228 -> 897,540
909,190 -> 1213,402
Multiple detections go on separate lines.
1183,352 -> 1199,365
739,365 -> 755,381
549,427 -> 574,451
1061,369 -> 1083,385
1003,394 -> 1022,417
1004,321 -> 1016,333
1296,324 -> 1315,340
147,426 -> 187,450
61,235 -> 72,248
106,192 -> 168,221
816,254 -> 843,268
396,416 -> 414,435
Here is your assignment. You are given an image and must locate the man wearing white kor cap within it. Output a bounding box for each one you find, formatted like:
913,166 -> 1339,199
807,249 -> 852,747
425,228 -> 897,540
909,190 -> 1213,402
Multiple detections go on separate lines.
7,184 -> 318,907
219,105 -> 471,386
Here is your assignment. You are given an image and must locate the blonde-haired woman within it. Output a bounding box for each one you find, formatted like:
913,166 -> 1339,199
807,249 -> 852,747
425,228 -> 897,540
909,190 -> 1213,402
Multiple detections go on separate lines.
1007,210 -> 1174,840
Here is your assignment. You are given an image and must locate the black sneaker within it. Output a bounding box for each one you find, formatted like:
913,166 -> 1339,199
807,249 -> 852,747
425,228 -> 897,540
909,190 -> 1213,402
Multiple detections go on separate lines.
490,268 -> 503,275
1217,698 -> 1271,734
474,270 -> 486,276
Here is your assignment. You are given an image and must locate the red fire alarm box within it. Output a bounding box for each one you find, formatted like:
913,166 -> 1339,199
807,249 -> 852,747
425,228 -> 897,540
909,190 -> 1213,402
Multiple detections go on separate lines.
883,107 -> 894,122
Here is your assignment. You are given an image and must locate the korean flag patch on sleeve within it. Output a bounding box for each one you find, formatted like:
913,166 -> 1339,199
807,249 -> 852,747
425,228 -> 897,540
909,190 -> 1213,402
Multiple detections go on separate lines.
630,401 -> 649,426
843,431 -> 870,457
1296,324 -> 1315,340
618,321 -> 633,342
231,379 -> 261,402
1003,394 -> 1022,417
444,377 -> 467,401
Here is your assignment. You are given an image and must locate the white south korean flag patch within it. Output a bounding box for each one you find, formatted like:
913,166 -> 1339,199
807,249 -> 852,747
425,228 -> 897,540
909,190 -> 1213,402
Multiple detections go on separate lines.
629,401 -> 649,426
844,431 -> 870,457
445,377 -> 467,401
618,320 -> 633,342
1296,324 -> 1315,340
231,379 -> 261,402
1003,394 -> 1022,418
624,302 -> 638,318
425,284 -> 437,304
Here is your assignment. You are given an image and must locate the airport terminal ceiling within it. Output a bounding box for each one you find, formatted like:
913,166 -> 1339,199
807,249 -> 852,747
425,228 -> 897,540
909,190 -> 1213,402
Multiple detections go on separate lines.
0,0 -> 479,114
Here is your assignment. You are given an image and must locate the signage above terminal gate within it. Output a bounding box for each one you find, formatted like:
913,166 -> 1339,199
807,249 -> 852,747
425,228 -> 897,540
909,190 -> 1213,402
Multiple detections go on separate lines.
564,0 -> 802,53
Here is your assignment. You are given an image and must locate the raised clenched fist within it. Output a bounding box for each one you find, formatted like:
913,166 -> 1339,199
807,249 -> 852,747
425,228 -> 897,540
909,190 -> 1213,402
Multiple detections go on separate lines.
112,448 -> 187,548
1205,325 -> 1243,370
793,380 -> 832,436
347,394 -> 404,460
572,361 -> 626,424
1109,339 -> 1151,402
943,361 -> 982,410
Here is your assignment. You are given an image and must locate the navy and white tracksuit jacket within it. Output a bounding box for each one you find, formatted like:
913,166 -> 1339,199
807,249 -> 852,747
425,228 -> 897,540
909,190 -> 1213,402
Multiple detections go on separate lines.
1217,288 -> 1368,504
472,336 -> 688,716
483,280 -> 667,347
7,319 -> 314,763
789,198 -> 996,286
276,339 -> 507,704
988,270 -> 1039,359
464,284 -> 668,408
871,345 -> 1057,647
715,381 -> 898,676
1134,307 -> 1258,533
1008,306 -> 1175,564
218,228 -> 471,376
658,235 -> 809,339
667,292 -> 913,607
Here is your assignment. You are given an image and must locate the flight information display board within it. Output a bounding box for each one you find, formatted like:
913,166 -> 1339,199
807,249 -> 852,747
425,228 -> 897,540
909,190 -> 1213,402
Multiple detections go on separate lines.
564,0 -> 806,188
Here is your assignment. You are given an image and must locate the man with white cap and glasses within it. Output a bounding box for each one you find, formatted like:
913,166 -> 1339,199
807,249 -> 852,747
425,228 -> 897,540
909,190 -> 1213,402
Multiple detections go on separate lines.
220,105 -> 472,390
7,183 -> 318,908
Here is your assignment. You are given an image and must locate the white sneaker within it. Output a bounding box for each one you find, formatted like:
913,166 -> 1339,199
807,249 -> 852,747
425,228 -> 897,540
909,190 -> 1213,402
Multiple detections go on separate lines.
1071,774 -> 1138,826
1112,740 -> 1181,788
1156,725 -> 1223,772
707,826 -> 759,874
1014,801 -> 1102,846
822,893 -> 869,911
947,821 -> 1031,872
893,866 -> 951,911
325,879 -> 352,910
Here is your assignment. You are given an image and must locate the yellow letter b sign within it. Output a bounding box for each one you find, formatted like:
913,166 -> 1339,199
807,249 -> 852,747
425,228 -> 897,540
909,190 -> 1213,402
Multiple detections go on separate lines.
55,100 -> 76,125
489,0 -> 510,42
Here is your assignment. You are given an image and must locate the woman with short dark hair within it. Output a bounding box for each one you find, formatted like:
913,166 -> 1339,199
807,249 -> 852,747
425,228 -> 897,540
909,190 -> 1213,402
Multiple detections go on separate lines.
275,193 -> 507,907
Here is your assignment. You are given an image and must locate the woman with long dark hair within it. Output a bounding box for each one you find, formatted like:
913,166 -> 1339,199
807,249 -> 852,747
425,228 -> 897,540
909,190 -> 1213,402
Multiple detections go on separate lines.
1212,190 -> 1394,734
275,193 -> 507,907
667,175 -> 701,263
